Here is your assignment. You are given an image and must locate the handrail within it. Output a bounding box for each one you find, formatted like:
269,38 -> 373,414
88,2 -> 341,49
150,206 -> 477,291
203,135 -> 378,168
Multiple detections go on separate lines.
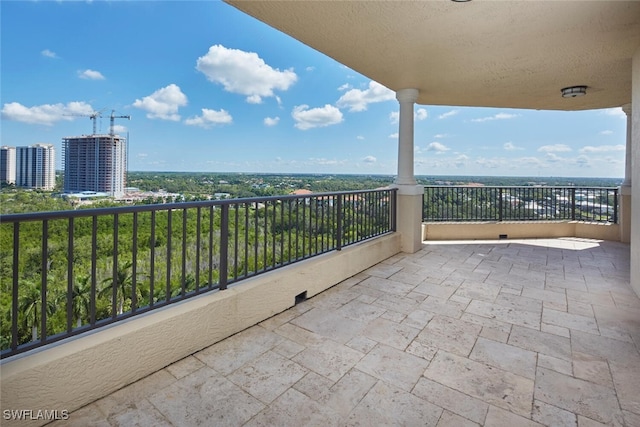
0,188 -> 397,359
422,185 -> 618,223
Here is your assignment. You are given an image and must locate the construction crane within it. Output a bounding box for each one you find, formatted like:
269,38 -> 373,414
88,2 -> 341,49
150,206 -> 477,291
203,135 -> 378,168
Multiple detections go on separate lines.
64,110 -> 103,134
109,110 -> 131,136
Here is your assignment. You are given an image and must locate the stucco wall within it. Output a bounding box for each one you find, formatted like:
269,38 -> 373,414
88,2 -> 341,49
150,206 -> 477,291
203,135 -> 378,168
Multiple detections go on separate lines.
0,233 -> 401,427
422,221 -> 620,242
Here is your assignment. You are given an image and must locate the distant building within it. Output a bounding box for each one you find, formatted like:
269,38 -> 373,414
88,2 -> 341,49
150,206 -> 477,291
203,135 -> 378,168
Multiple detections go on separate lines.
0,146 -> 16,184
63,134 -> 127,197
15,144 -> 56,190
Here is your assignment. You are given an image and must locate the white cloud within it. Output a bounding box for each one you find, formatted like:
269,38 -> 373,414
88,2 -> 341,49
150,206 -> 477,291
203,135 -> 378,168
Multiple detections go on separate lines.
306,66 -> 315,72
454,154 -> 470,167
112,124 -> 127,134
389,133 -> 398,139
363,155 -> 376,164
389,111 -> 400,124
1,101 -> 94,125
599,130 -> 614,135
184,108 -> 232,128
132,84 -> 187,121
579,145 -> 624,153
427,142 -> 450,153
503,142 -> 522,151
438,110 -> 458,119
338,83 -> 352,91
78,69 -> 105,80
336,81 -> 394,112
471,112 -> 519,122
264,116 -> 280,126
538,144 -> 572,153
576,155 -> 590,167
545,153 -> 564,162
196,45 -> 297,104
415,108 -> 428,121
292,104 -> 343,130
601,107 -> 625,118
356,135 -> 364,140
433,133 -> 450,138
41,49 -> 57,58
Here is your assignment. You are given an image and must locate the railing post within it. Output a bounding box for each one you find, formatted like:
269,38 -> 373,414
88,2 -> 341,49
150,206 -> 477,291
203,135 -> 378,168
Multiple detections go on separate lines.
336,194 -> 343,251
571,188 -> 576,220
219,204 -> 229,290
498,189 -> 503,222
391,189 -> 397,231
613,188 -> 618,224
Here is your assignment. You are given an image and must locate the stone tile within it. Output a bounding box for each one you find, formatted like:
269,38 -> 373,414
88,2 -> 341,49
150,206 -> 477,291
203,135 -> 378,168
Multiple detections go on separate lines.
94,369 -> 177,417
362,263 -> 403,279
380,309 -> 406,323
362,317 -> 420,350
494,293 -> 543,314
508,325 -> 571,360
148,368 -> 265,426
453,280 -> 501,302
108,398 -> 173,427
346,335 -> 378,354
622,410 -> 640,427
479,325 -> 510,343
195,325 -> 284,375
466,299 -> 540,329
405,339 -> 438,361
388,270 -> 425,286
245,388 -> 343,427
412,377 -> 489,424
572,354 -> 613,388
259,303 -> 312,331
522,287 -> 567,305
402,308 -> 435,329
541,322 -> 570,338
436,410 -> 480,427
416,315 -> 481,357
293,370 -> 335,400
537,353 -> 573,376
274,322 -> 325,348
355,344 -> 429,392
413,281 -> 458,300
419,296 -> 464,318
532,400 -> 577,427
373,292 -> 420,315
566,289 -> 615,307
576,415 -> 610,426
567,300 -> 595,318
484,405 -> 544,426
461,311 -> 512,335
293,338 -> 364,382
165,355 -> 205,380
346,381 -> 442,426
534,367 -> 624,425
291,307 -> 366,344
469,337 -> 537,379
424,350 -> 534,417
272,337 -> 305,359
228,350 -> 308,404
358,275 -> 416,296
335,299 -> 387,323
49,403 -> 109,427
609,361 -> 640,415
570,329 -> 640,366
313,368 -> 378,418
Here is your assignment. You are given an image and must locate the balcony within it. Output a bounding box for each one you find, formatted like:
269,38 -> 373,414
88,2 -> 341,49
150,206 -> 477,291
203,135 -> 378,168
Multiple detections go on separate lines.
1,187 -> 637,426
52,238 -> 639,426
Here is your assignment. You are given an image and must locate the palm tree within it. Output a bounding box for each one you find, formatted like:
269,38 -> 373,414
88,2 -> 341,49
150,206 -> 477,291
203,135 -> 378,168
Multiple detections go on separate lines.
99,261 -> 134,315
18,280 -> 55,342
71,275 -> 92,328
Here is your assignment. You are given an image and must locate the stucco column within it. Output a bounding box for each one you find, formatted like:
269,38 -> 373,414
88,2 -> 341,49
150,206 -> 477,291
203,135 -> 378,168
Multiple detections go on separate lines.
620,103 -> 632,243
392,88 -> 424,253
631,47 -> 640,298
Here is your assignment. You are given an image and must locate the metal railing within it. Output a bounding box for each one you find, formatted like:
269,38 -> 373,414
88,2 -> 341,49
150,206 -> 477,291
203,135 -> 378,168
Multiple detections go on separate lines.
423,186 -> 618,223
0,188 -> 396,359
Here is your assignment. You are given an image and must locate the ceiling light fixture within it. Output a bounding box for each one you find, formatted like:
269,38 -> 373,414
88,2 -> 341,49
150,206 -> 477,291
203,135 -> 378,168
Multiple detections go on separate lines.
561,86 -> 587,98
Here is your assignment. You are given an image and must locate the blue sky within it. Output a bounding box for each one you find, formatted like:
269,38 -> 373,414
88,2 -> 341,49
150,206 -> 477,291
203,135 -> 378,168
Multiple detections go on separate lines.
0,1 -> 628,178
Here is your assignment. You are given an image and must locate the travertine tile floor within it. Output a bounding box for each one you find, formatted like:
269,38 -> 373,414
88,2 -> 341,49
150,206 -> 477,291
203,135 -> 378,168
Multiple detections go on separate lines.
55,238 -> 640,426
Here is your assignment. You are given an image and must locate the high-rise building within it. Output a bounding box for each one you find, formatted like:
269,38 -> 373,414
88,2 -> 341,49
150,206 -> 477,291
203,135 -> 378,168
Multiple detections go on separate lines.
15,144 -> 56,190
0,146 -> 16,184
63,134 -> 126,197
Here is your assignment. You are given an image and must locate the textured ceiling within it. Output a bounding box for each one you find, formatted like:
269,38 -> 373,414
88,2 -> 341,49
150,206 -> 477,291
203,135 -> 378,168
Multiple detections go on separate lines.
225,0 -> 640,111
